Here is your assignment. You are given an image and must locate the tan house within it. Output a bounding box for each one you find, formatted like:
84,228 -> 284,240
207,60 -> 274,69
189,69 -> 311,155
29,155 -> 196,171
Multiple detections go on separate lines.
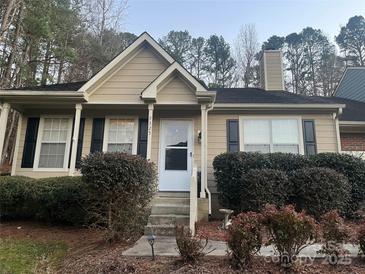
0,32 -> 347,234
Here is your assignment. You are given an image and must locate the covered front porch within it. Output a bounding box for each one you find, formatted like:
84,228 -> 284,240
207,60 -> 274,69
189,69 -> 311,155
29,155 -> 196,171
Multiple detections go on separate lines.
0,95 -> 213,233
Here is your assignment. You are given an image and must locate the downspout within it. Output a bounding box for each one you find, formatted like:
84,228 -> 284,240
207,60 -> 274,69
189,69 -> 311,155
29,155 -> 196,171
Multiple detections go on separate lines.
205,102 -> 214,215
333,107 -> 343,153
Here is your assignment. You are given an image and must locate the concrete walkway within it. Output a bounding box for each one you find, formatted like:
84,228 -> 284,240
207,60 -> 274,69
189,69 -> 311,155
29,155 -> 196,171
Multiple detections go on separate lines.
122,236 -> 360,258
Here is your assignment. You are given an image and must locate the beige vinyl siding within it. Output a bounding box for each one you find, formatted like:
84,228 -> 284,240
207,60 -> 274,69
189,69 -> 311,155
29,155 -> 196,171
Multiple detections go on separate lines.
263,51 -> 284,91
88,45 -> 168,103
206,113 -> 338,194
157,75 -> 197,104
15,116 -> 69,178
302,114 -> 338,153
81,118 -> 93,157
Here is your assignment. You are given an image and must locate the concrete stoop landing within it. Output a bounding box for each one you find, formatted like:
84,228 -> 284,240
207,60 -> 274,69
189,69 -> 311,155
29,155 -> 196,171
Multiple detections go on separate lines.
144,192 -> 190,236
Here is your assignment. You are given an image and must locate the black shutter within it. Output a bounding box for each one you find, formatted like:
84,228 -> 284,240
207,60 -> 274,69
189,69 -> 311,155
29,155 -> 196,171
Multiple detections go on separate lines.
137,119 -> 148,158
227,119 -> 239,152
21,117 -> 39,168
303,120 -> 317,155
90,118 -> 105,153
76,118 -> 85,168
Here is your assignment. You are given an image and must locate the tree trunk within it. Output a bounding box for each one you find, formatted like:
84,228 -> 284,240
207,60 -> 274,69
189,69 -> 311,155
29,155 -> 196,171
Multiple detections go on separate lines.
2,3 -> 23,88
0,0 -> 17,44
2,110 -> 17,164
41,41 -> 51,85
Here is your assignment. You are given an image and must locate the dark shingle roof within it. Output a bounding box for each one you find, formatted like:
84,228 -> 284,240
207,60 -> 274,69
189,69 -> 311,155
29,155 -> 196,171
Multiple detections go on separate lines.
6,81 -> 87,91
320,96 -> 365,122
213,88 -> 339,104
335,67 -> 365,102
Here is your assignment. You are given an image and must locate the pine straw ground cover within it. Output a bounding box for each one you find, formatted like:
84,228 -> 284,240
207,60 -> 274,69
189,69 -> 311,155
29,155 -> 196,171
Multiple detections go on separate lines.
1,221 -> 365,273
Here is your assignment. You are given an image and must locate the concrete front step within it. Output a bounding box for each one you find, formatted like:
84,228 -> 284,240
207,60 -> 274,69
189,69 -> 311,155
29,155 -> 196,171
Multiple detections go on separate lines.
148,214 -> 189,225
151,204 -> 190,215
157,191 -> 189,198
144,224 -> 176,236
152,197 -> 190,206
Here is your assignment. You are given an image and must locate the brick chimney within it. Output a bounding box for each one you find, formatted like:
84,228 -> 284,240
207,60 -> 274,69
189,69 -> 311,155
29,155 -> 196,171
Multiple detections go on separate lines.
260,50 -> 284,91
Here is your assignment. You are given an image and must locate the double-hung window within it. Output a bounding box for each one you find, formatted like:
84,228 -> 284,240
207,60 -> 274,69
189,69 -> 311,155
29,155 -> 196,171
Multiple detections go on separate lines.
35,117 -> 72,169
104,118 -> 137,154
242,118 -> 302,154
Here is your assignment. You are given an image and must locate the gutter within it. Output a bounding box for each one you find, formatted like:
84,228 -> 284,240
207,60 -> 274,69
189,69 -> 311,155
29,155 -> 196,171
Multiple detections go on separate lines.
205,101 -> 215,215
213,103 -> 346,110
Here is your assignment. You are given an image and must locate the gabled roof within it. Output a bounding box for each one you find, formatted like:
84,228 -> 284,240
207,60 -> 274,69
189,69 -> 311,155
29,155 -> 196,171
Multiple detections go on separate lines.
141,62 -> 214,102
79,32 -> 174,93
334,67 -> 365,102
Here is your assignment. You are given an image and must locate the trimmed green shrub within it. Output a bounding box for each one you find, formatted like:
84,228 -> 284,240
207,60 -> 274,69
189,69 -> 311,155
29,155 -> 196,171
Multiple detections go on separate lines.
262,204 -> 318,268
80,152 -> 157,242
289,167 -> 351,219
0,176 -> 37,219
213,152 -> 269,211
310,153 -> 365,216
240,169 -> 288,212
227,212 -> 263,268
266,152 -> 311,173
35,176 -> 89,225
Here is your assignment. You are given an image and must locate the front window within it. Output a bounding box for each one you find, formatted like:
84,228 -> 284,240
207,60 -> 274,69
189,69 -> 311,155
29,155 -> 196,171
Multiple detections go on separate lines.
106,118 -> 136,154
38,118 -> 71,168
243,118 -> 300,154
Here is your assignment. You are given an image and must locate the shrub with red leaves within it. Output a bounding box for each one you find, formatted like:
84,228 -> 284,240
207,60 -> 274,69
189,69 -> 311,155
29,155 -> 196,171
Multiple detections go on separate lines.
262,204 -> 318,268
318,210 -> 349,265
227,212 -> 263,269
358,223 -> 365,257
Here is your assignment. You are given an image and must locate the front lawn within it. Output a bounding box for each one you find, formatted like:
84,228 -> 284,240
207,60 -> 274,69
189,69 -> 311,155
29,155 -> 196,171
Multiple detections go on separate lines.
0,238 -> 68,274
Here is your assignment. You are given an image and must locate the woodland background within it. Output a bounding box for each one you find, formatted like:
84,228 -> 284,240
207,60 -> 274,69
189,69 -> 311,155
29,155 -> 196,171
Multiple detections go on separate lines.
1,0 -> 365,169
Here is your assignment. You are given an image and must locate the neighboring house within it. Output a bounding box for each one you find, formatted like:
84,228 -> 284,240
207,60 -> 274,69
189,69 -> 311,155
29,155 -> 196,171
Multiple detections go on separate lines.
0,32 -> 348,233
332,67 -> 365,158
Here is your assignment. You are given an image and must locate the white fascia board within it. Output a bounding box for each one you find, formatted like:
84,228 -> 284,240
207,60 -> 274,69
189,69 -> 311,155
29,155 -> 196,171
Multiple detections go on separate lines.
141,62 -> 207,99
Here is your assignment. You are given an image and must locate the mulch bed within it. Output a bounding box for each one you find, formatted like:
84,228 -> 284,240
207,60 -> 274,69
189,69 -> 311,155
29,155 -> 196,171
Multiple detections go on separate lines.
196,219 -> 365,244
2,220 -> 365,273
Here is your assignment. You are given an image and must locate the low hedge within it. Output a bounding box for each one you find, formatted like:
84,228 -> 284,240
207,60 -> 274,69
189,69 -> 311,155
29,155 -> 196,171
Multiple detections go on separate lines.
240,169 -> 288,212
35,176 -> 89,225
0,175 -> 88,225
213,152 -> 365,216
288,168 -> 351,218
0,176 -> 38,219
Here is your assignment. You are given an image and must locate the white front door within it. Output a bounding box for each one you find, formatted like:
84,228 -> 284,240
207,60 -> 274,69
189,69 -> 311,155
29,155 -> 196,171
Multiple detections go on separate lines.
159,120 -> 193,191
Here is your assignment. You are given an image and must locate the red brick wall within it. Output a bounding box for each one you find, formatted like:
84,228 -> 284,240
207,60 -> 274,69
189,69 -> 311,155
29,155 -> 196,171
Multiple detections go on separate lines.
341,133 -> 365,151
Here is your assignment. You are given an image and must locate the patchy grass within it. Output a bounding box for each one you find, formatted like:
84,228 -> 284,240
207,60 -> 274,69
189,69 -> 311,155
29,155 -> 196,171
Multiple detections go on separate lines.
0,238 -> 68,274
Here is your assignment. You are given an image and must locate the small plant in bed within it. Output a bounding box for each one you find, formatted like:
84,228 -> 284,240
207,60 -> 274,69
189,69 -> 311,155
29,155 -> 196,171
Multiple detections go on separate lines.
175,225 -> 210,263
262,204 -> 318,269
227,211 -> 263,269
318,210 -> 349,265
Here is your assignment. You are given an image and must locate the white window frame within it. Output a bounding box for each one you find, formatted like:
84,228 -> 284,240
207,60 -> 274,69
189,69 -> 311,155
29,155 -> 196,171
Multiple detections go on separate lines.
102,116 -> 139,155
239,115 -> 304,155
33,115 -> 73,171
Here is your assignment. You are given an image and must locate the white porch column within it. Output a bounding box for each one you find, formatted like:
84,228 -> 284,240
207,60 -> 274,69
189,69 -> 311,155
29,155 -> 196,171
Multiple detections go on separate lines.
200,104 -> 207,198
146,103 -> 154,160
11,113 -> 22,175
0,103 -> 10,164
69,104 -> 82,175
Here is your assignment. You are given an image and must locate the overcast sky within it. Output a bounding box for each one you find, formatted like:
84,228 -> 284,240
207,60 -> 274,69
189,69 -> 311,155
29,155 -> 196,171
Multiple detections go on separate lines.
124,0 -> 365,45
